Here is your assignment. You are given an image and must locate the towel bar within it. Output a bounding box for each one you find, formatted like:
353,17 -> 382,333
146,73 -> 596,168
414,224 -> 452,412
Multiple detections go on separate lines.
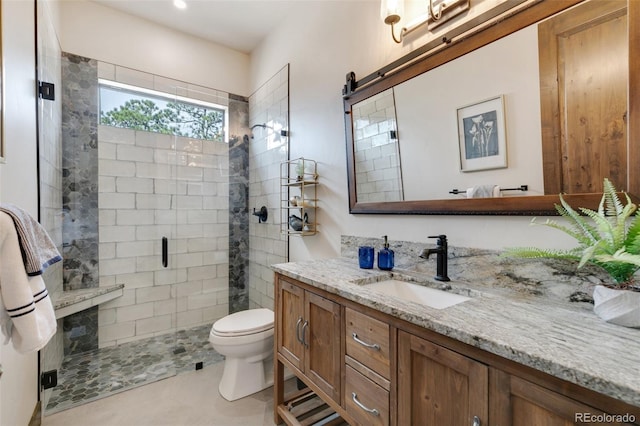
449,185 -> 528,195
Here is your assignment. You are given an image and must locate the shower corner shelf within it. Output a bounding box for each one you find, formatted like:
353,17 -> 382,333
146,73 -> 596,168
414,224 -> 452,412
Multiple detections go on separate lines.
281,157 -> 318,236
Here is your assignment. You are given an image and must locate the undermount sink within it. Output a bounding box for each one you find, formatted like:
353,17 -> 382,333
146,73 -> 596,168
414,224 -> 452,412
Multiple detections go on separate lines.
364,280 -> 470,309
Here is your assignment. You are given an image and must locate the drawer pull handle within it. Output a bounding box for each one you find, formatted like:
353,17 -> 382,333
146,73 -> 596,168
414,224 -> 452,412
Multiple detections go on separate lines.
352,332 -> 380,350
301,320 -> 309,347
472,416 -> 481,426
295,317 -> 303,344
351,392 -> 379,416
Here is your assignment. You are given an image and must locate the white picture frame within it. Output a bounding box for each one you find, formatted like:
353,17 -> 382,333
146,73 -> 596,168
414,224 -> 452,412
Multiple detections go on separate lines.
457,95 -> 507,172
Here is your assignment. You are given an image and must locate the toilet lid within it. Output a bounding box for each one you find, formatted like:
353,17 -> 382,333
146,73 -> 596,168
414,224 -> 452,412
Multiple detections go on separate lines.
212,308 -> 274,336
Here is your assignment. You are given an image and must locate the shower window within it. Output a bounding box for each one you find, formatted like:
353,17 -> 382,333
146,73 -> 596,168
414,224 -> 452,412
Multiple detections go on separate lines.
99,80 -> 229,142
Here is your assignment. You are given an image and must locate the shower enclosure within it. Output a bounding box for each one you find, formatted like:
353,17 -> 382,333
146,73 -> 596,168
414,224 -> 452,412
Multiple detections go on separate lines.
36,1 -> 289,415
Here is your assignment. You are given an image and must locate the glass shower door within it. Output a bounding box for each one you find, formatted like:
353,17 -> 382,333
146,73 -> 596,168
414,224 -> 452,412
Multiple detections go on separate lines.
169,85 -> 229,373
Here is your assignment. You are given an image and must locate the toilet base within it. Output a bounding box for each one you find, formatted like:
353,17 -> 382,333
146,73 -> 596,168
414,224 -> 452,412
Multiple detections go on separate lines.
218,354 -> 274,401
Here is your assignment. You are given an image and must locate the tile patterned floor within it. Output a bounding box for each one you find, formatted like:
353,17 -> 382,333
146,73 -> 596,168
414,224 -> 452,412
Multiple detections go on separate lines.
45,324 -> 223,414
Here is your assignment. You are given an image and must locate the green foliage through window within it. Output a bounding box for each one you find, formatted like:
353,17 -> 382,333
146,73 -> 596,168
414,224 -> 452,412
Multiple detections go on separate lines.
99,82 -> 226,142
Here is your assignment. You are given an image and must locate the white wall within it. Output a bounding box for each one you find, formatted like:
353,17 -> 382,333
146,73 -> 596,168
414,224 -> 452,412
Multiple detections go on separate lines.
0,0 -> 40,424
250,1 -> 576,260
58,0 -> 251,97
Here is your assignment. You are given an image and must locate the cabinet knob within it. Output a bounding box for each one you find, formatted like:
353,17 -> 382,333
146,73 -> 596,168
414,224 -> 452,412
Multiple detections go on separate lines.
472,416 -> 481,426
352,332 -> 381,350
351,392 -> 380,416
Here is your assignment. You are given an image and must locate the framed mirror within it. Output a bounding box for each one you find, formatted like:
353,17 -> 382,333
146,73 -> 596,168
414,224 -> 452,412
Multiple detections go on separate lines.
343,0 -> 639,215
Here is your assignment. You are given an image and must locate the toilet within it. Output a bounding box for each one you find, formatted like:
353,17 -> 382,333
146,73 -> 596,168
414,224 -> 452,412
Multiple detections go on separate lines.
209,308 -> 275,401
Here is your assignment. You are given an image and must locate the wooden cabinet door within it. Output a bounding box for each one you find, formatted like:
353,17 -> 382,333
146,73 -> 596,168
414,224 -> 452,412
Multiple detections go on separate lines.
398,330 -> 488,426
539,0 -> 628,194
490,369 -> 626,426
277,278 -> 305,372
305,291 -> 342,403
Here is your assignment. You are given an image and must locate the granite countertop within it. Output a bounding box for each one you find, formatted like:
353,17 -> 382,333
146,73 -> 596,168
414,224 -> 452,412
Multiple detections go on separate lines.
52,284 -> 125,319
272,252 -> 640,408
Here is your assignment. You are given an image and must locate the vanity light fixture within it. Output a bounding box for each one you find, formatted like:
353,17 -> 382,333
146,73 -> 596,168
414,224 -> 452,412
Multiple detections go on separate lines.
381,0 -> 470,44
173,0 -> 187,10
380,0 -> 408,44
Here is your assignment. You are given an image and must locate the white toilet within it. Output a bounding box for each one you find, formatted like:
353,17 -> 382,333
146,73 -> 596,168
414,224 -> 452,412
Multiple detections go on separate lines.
209,308 -> 275,401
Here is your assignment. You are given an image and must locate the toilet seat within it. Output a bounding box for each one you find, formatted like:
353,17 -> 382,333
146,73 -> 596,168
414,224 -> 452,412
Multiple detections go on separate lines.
212,308 -> 274,337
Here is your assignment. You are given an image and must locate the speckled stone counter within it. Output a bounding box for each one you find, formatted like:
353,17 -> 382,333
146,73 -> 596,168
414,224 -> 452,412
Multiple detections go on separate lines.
272,237 -> 640,408
52,284 -> 124,319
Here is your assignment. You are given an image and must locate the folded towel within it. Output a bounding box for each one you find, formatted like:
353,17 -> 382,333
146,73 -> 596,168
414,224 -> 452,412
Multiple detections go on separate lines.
0,211 -> 57,353
0,203 -> 62,276
466,185 -> 502,198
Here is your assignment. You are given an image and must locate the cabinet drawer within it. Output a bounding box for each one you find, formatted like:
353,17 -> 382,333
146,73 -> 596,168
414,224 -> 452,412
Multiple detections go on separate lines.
345,365 -> 389,426
346,308 -> 390,379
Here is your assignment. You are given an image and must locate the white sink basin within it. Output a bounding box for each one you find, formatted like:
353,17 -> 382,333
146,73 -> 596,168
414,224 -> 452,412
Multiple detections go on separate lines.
364,280 -> 470,309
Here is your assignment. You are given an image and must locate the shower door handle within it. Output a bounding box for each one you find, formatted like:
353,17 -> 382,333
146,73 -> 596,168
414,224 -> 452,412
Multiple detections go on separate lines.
162,237 -> 168,268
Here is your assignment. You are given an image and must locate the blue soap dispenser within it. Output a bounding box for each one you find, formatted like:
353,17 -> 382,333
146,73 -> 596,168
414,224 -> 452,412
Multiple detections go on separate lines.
378,235 -> 395,271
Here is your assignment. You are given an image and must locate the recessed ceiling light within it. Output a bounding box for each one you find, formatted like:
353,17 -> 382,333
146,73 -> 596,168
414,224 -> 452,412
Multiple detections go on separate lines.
173,0 -> 187,10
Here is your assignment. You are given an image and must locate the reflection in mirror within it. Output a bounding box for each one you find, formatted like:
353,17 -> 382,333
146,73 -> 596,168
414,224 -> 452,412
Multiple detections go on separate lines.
352,89 -> 403,202
392,24 -> 544,201
344,0 -> 637,215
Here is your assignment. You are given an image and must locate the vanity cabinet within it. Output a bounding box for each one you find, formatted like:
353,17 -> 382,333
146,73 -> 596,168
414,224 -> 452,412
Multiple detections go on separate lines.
490,369 -> 620,426
397,330 -> 488,425
274,273 -> 640,426
276,276 -> 341,403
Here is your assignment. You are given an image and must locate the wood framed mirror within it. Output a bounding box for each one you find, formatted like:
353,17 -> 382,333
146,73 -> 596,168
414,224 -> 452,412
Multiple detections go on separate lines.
343,0 -> 638,215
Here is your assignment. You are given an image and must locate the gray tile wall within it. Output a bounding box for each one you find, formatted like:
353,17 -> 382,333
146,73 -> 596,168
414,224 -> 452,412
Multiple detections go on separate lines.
61,52 -> 99,354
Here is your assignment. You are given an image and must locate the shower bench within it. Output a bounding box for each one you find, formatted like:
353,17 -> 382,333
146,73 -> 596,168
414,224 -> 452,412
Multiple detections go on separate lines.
52,283 -> 124,319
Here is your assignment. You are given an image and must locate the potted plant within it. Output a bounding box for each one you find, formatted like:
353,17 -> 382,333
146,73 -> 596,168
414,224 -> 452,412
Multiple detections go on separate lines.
503,178 -> 640,327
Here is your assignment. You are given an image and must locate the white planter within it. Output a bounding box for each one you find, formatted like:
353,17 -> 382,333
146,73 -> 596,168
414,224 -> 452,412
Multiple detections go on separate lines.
593,285 -> 640,328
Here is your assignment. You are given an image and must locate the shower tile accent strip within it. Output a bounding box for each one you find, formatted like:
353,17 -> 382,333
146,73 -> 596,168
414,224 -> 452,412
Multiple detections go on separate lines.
61,52 -> 100,355
228,132 -> 250,313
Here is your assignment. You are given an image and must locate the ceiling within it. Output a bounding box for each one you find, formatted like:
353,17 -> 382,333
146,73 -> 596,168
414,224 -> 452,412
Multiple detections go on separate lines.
93,0 -> 310,54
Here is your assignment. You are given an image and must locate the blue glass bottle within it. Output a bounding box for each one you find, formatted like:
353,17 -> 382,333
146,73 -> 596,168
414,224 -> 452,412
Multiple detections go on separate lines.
377,235 -> 394,271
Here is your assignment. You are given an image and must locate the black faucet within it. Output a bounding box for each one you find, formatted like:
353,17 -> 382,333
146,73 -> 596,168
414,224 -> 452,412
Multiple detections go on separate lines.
419,235 -> 450,282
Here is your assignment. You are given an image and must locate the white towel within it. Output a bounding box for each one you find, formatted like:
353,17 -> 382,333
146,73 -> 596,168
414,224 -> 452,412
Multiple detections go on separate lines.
0,212 -> 57,353
466,185 -> 502,198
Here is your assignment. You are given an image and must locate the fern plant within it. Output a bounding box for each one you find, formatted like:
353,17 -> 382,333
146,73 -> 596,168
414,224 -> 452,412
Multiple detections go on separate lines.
503,178 -> 640,287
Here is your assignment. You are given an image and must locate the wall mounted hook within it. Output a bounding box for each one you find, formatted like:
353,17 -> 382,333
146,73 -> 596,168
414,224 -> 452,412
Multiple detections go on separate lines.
253,206 -> 268,223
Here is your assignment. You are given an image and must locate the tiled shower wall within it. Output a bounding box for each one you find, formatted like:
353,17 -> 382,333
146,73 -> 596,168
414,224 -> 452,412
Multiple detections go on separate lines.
248,65 -> 290,310
56,53 -> 285,352
59,58 -> 252,350
352,89 -> 403,202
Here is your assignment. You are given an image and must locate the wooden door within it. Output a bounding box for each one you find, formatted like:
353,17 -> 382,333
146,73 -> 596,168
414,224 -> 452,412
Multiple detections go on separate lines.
490,369 -> 620,426
398,330 -> 488,426
305,291 -> 342,403
539,0 -> 628,194
276,278 -> 305,372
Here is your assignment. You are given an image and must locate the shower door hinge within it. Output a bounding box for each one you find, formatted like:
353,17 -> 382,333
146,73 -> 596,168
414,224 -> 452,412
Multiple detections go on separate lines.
38,81 -> 55,101
41,369 -> 58,390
